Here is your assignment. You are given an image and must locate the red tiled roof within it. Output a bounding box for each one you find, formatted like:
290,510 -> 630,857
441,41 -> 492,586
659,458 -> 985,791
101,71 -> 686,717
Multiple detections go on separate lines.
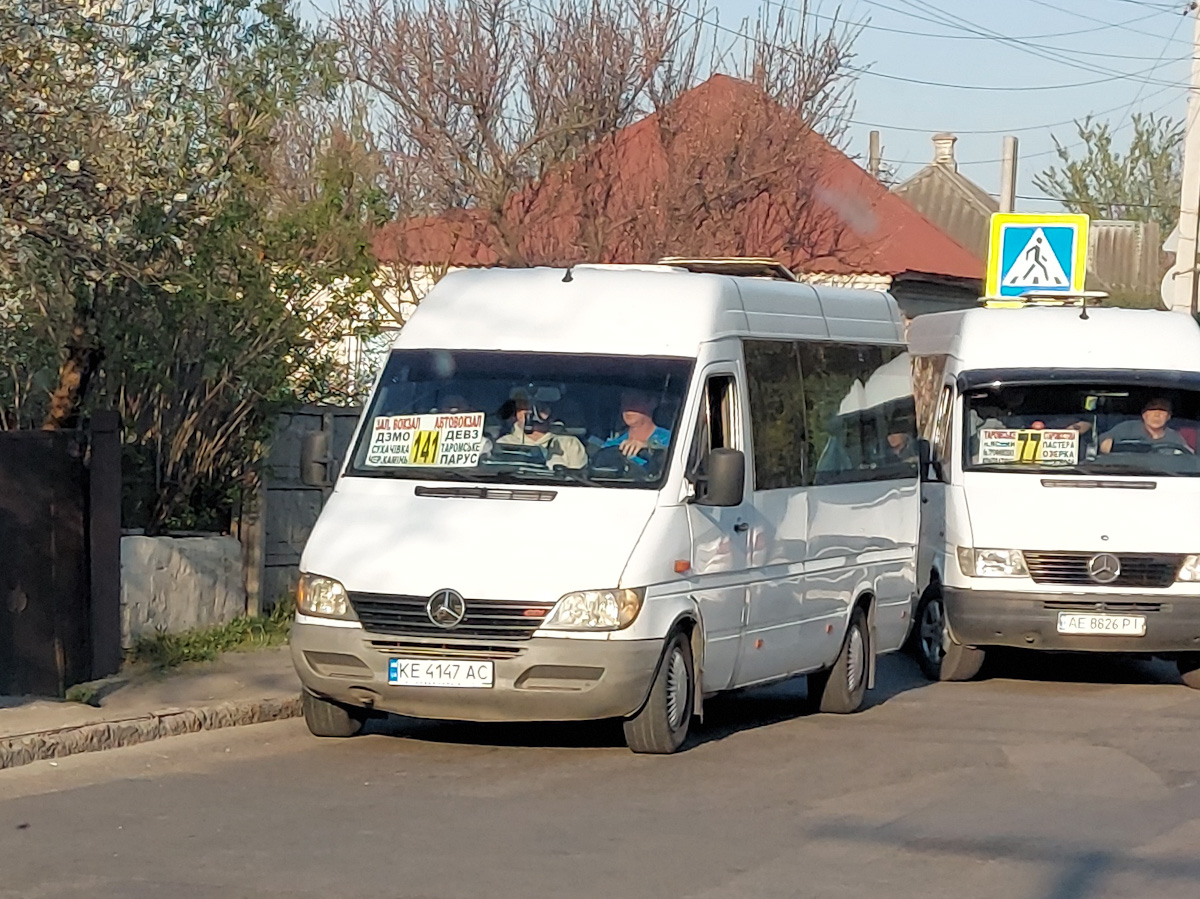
373,75 -> 983,281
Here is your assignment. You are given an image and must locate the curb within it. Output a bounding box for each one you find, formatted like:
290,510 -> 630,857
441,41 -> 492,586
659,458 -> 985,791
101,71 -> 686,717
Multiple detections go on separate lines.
0,695 -> 302,771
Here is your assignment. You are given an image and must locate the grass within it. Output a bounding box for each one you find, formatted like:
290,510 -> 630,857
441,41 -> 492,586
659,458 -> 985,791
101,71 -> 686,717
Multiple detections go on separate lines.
128,599 -> 295,670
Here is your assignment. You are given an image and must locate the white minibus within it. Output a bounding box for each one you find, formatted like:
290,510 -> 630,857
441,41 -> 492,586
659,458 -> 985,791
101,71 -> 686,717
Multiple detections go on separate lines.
908,297 -> 1200,688
291,261 -> 920,752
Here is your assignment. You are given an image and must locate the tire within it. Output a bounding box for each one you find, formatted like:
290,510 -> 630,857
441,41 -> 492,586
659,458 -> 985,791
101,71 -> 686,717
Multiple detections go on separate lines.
809,606 -> 871,714
1177,654 -> 1200,689
914,589 -> 985,682
302,689 -> 367,738
623,631 -> 694,754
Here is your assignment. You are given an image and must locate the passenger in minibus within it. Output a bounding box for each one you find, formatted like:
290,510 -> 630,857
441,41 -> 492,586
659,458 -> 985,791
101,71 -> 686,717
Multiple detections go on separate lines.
1100,397 -> 1193,454
496,393 -> 588,468
602,390 -> 672,464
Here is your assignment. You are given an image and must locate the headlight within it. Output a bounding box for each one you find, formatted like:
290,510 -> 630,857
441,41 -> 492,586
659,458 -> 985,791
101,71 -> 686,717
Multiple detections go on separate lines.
957,547 -> 1029,578
297,573 -> 355,619
1179,555 -> 1200,582
542,588 -> 645,631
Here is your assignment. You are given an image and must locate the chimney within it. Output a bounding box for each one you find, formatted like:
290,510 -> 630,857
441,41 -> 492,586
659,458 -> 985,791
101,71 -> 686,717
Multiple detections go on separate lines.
932,132 -> 958,171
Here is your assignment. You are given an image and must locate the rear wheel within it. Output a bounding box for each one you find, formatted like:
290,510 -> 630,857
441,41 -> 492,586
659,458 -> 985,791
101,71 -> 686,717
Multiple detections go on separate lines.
915,589 -> 985,682
302,689 -> 367,738
623,631 -> 693,754
809,606 -> 870,714
1177,654 -> 1200,689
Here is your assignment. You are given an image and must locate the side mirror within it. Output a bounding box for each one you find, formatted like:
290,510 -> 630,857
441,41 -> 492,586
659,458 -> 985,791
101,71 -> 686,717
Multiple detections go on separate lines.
695,448 -> 745,507
300,430 -> 333,487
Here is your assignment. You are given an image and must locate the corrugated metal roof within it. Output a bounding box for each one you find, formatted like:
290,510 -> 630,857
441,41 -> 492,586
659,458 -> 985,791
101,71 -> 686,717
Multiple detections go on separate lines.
893,162 -> 996,262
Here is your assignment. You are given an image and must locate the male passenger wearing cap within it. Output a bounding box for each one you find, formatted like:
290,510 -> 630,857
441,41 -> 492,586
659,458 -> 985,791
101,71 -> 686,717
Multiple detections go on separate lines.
495,393 -> 587,469
601,390 -> 672,464
1100,397 -> 1193,454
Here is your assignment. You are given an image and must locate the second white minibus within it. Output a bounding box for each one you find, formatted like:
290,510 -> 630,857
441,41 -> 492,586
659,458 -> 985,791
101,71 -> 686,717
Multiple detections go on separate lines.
909,298 -> 1200,688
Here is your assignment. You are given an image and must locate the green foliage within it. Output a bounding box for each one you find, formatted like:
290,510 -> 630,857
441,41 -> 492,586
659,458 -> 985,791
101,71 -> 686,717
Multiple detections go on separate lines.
129,598 -> 295,669
0,0 -> 389,529
1035,114 -> 1183,233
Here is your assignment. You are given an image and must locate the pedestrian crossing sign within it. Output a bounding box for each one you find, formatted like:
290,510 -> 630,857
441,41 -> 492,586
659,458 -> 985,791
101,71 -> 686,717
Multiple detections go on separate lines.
985,212 -> 1089,299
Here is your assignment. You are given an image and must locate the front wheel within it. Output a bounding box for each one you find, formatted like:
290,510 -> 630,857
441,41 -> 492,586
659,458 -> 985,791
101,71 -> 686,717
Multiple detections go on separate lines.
1177,654 -> 1200,689
623,631 -> 694,754
914,590 -> 985,682
302,689 -> 367,738
809,606 -> 870,714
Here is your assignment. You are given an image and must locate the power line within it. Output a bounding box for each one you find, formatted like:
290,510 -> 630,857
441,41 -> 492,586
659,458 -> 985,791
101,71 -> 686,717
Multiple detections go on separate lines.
1014,193 -> 1174,208
876,82 -> 1187,167
1102,0 -> 1188,12
794,1 -> 1175,45
1113,0 -> 1189,127
851,83 -> 1185,135
1021,0 -> 1194,45
860,0 -> 1187,87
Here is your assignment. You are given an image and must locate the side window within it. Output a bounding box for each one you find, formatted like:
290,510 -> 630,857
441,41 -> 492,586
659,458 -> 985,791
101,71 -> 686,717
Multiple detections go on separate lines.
687,374 -> 737,476
799,343 -> 918,485
744,340 -> 806,490
931,386 -> 954,466
912,354 -> 948,440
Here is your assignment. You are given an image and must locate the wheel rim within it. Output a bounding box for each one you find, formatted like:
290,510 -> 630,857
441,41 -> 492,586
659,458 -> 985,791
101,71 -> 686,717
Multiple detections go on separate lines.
846,624 -> 866,694
919,598 -> 946,665
665,647 -> 689,731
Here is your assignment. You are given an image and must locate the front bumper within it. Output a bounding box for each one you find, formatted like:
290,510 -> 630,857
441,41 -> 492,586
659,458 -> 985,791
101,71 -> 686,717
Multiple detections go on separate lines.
944,587 -> 1200,654
290,620 -> 663,722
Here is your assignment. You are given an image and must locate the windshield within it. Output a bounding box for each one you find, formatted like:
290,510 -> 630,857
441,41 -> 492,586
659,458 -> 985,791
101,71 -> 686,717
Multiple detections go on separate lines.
963,381 -> 1200,477
347,350 -> 693,488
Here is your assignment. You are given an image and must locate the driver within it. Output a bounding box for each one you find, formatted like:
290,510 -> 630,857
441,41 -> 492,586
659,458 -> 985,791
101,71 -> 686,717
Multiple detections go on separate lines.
602,389 -> 671,464
495,393 -> 587,469
1099,397 -> 1192,454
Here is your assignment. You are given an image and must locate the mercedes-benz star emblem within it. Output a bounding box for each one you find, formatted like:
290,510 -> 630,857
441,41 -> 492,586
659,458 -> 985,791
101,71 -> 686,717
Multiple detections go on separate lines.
426,589 -> 466,628
1087,553 -> 1121,585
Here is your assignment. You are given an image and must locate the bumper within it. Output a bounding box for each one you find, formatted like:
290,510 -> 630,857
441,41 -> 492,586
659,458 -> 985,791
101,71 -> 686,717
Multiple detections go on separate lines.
290,620 -> 663,722
944,587 -> 1200,654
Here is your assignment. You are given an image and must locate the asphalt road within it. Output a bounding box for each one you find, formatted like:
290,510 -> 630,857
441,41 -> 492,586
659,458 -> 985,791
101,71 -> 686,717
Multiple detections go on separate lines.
3,651 -> 1200,899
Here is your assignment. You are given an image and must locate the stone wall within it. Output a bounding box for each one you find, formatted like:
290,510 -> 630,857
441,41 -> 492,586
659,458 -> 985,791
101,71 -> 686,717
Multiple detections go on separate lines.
121,536 -> 247,647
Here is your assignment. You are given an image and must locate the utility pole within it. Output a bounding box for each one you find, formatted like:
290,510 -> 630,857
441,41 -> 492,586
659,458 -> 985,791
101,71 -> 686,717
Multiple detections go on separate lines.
999,136 -> 1019,213
868,130 -> 882,180
1171,1 -> 1200,315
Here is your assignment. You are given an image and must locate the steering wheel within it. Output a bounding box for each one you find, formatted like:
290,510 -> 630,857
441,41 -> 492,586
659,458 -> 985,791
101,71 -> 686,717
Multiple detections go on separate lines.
589,446 -> 652,480
1111,439 -> 1194,456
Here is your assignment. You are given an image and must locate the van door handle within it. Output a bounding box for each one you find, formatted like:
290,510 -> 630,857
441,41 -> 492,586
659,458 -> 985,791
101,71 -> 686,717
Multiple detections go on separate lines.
734,521 -> 749,533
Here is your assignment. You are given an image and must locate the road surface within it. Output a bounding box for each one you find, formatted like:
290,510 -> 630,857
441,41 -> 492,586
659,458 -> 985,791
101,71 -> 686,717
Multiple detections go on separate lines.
2,651 -> 1199,899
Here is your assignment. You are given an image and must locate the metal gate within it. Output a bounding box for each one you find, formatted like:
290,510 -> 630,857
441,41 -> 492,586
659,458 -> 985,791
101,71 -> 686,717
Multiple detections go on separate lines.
245,405 -> 361,610
0,413 -> 121,696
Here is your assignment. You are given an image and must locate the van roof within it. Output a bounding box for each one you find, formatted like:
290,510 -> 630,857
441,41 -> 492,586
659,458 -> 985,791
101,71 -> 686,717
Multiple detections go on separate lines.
393,265 -> 904,357
907,306 -> 1200,373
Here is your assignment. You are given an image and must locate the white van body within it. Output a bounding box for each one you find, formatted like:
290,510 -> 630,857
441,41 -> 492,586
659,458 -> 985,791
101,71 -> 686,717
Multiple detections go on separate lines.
291,265 -> 921,750
908,304 -> 1200,684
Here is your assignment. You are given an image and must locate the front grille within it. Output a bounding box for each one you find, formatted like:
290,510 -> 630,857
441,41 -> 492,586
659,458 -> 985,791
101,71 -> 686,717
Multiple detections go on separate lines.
1024,551 -> 1182,589
1042,599 -> 1166,614
366,639 -> 523,660
349,593 -> 553,640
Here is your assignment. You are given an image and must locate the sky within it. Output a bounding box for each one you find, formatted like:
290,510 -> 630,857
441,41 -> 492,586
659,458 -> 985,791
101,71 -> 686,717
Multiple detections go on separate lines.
304,0 -> 1195,216
725,0 -> 1194,211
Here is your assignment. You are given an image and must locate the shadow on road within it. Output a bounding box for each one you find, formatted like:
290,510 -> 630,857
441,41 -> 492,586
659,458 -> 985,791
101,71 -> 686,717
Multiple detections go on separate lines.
809,818 -> 1200,899
363,651 -> 936,752
979,649 -> 1182,687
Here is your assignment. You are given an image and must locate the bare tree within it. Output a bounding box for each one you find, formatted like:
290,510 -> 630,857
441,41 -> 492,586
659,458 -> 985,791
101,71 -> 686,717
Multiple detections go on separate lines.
335,0 -> 862,277
334,0 -> 709,265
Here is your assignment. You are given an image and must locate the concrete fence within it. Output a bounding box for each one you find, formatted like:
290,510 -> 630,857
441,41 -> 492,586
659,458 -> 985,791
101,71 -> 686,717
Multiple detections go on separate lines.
120,535 -> 247,647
